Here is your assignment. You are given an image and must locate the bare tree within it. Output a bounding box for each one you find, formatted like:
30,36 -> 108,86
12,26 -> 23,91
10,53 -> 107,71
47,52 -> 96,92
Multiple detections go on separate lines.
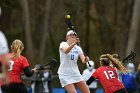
113,0 -> 133,58
126,0 -> 140,55
39,0 -> 51,63
85,0 -> 90,55
20,0 -> 34,61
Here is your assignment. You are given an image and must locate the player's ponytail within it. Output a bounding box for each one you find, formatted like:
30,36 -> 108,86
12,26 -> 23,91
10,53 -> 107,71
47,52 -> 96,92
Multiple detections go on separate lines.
106,54 -> 127,74
11,39 -> 24,58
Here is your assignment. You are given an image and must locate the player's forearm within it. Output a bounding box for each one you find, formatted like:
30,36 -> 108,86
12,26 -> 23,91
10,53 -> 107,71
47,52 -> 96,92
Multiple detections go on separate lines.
23,66 -> 34,77
86,76 -> 95,85
62,42 -> 76,54
80,55 -> 89,63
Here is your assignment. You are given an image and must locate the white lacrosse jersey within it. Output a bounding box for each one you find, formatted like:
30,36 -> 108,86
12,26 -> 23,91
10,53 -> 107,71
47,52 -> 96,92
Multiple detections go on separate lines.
58,42 -> 83,76
0,31 -> 9,55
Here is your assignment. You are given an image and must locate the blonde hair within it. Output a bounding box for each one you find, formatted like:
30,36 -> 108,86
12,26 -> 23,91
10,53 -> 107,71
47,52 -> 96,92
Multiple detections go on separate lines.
11,39 -> 24,58
106,54 -> 127,74
112,54 -> 119,59
100,54 -> 107,58
100,54 -> 110,66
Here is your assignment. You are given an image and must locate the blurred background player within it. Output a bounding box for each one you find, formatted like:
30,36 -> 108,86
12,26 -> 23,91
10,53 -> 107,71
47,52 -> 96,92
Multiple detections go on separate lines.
120,63 -> 137,93
82,60 -> 97,93
0,6 -> 9,93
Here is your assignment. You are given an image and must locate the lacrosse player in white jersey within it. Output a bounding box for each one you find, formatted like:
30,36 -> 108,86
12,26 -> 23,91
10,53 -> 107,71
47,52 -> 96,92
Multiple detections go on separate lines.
58,30 -> 90,93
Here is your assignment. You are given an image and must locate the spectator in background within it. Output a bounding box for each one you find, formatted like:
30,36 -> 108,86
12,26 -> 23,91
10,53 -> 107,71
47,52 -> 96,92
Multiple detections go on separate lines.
82,60 -> 97,93
31,69 -> 52,93
120,63 -> 137,93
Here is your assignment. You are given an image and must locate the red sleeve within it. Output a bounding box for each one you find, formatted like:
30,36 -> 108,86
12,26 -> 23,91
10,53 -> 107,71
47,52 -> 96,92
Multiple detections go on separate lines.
92,68 -> 99,79
21,56 -> 29,68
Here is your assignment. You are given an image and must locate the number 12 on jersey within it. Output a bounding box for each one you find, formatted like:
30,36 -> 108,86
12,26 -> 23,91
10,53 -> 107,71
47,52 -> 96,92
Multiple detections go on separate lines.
104,71 -> 115,79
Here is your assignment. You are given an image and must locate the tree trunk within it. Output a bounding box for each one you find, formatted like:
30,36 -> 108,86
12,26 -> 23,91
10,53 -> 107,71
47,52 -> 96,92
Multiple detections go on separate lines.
85,0 -> 90,55
20,0 -> 34,61
126,0 -> 140,55
39,0 -> 51,63
114,0 -> 133,58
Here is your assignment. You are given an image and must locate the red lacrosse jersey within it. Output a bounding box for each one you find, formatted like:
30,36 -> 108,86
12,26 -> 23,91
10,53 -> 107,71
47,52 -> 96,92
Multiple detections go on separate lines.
92,66 -> 124,93
8,55 -> 29,83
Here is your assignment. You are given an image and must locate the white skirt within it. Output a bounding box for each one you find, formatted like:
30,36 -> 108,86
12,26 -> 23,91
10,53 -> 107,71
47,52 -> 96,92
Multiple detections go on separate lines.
59,74 -> 84,87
